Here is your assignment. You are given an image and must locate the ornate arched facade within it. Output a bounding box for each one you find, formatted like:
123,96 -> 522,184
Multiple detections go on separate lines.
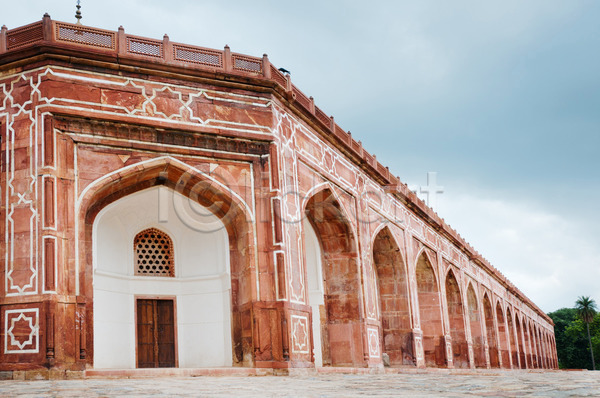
0,16 -> 556,377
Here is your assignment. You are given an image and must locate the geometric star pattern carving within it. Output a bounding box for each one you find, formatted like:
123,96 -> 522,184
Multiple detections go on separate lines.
4,309 -> 39,354
367,327 -> 380,358
291,315 -> 309,354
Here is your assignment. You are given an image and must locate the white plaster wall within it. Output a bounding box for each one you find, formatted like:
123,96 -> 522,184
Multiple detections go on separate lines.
93,186 -> 233,369
303,219 -> 325,367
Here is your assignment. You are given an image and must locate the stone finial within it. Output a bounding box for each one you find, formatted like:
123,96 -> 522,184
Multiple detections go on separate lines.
76,0 -> 82,25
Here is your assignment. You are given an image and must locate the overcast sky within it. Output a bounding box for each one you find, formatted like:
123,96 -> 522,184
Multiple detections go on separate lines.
3,1 -> 599,313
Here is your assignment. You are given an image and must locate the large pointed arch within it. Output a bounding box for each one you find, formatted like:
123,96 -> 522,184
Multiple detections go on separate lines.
415,250 -> 446,367
445,269 -> 469,368
482,293 -> 499,368
506,307 -> 518,368
466,283 -> 485,368
543,331 -> 554,369
553,334 -> 558,368
548,331 -> 554,368
550,331 -> 556,368
78,157 -> 256,367
538,326 -> 547,369
304,187 -> 363,367
373,226 -> 414,366
537,324 -> 545,368
495,301 -> 510,368
523,318 -> 532,368
549,331 -> 557,369
529,320 -> 539,368
515,314 -> 526,369
547,330 -> 552,369
540,327 -> 546,368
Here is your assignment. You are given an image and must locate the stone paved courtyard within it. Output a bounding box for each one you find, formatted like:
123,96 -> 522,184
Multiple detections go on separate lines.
0,370 -> 599,397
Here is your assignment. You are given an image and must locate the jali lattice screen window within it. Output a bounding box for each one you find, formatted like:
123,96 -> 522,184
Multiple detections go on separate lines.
134,228 -> 174,277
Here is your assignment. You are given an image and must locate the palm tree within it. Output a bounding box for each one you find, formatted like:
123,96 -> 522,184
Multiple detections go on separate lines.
575,296 -> 597,370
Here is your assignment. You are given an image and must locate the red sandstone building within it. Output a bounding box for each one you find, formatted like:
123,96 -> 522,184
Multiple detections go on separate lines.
0,16 -> 557,378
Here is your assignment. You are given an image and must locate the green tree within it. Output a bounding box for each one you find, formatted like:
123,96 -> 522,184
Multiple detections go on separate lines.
575,296 -> 597,370
548,307 -> 600,369
550,308 -> 587,368
564,318 -> 592,368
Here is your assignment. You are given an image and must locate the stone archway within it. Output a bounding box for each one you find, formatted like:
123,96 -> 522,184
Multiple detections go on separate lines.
529,321 -> 539,368
466,283 -> 485,368
496,302 -> 510,368
506,307 -> 518,368
553,334 -> 558,368
303,218 -> 326,367
93,187 -> 232,368
537,326 -> 546,369
548,331 -> 553,368
415,252 -> 446,367
547,333 -> 552,368
548,332 -> 555,368
373,227 -> 414,366
541,327 -> 548,368
483,293 -> 499,368
304,188 -> 363,367
538,325 -> 545,369
523,320 -> 532,368
445,270 -> 469,368
515,315 -> 526,369
79,158 -> 256,368
548,332 -> 554,368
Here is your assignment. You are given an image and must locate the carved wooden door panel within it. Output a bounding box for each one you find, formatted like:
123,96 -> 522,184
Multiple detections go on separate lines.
137,299 -> 155,368
136,299 -> 175,368
156,300 -> 176,367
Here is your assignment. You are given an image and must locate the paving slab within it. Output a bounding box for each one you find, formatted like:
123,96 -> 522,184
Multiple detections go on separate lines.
0,370 -> 599,397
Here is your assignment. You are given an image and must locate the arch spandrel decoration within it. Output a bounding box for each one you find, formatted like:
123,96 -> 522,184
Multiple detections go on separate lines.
134,228 -> 174,277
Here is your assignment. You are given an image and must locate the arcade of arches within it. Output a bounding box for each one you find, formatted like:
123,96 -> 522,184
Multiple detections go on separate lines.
0,16 -> 557,375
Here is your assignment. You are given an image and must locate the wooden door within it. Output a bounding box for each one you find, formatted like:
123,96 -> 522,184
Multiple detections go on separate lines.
136,299 -> 176,368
